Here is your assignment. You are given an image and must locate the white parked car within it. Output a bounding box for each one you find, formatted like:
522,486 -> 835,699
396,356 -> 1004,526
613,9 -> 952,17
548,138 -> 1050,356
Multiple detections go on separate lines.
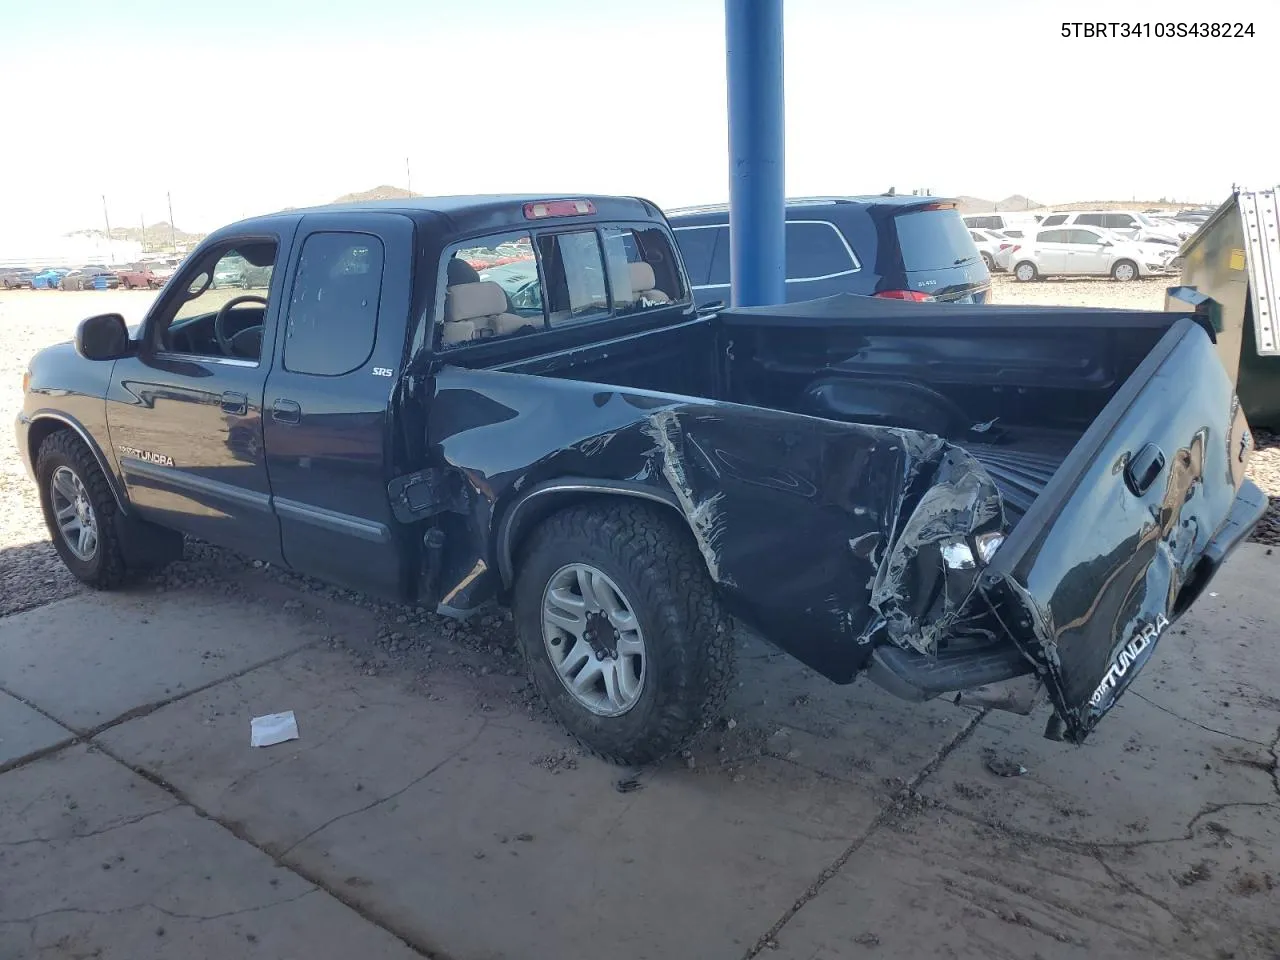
962,212 -> 1041,233
1034,210 -> 1187,246
1008,226 -> 1178,282
968,228 -> 1019,272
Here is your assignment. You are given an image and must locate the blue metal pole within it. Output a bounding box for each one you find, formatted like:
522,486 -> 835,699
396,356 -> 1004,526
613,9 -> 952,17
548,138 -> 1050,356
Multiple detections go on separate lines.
725,0 -> 785,307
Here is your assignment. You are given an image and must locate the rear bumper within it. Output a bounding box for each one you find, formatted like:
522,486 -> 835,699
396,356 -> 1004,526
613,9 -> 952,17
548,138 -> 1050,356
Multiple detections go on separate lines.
864,479 -> 1268,705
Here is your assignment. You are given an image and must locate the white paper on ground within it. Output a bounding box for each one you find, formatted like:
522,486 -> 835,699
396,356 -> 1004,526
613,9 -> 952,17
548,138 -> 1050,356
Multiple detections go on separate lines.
250,711 -> 299,747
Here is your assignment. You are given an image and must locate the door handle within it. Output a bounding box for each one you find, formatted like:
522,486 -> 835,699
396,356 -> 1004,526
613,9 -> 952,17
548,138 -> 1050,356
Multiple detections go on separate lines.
221,391 -> 248,415
1124,442 -> 1165,497
272,398 -> 302,424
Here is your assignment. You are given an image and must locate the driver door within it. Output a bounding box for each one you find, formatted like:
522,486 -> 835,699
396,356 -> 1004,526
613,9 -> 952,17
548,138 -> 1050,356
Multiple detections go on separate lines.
105,232 -> 293,563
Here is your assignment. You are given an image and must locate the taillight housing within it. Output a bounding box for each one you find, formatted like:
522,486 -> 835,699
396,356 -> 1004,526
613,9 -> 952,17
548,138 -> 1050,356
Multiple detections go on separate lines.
874,290 -> 933,302
1009,245 -> 1022,254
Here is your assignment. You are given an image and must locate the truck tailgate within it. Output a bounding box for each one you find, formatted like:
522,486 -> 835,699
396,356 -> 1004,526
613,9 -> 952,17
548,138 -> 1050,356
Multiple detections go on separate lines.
978,317 -> 1265,742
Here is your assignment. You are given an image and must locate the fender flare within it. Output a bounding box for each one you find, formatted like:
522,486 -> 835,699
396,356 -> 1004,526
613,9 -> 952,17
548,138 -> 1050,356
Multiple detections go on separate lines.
495,477 -> 684,588
24,410 -> 131,514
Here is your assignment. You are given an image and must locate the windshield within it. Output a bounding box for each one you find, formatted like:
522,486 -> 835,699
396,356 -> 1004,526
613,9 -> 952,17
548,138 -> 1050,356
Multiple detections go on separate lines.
894,208 -> 980,271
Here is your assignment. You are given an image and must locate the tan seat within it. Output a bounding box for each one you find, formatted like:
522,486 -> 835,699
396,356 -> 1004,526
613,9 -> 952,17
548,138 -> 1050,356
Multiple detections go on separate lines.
443,281 -> 536,343
629,262 -> 670,304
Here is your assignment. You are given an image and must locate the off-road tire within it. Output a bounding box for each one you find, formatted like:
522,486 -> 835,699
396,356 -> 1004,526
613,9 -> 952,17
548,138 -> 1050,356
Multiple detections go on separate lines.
36,431 -> 129,589
1111,259 -> 1138,282
512,501 -> 734,766
1014,261 -> 1038,282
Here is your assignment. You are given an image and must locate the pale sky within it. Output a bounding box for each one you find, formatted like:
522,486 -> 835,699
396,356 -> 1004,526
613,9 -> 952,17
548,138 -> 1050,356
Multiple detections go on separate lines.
1,0 -> 1276,243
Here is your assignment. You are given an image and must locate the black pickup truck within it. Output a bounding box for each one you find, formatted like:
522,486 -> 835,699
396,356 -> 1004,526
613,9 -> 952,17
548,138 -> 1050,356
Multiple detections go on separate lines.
16,194 -> 1268,764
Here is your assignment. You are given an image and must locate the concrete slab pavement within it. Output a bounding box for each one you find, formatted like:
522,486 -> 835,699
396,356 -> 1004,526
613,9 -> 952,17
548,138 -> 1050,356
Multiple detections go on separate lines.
0,745 -> 425,960
0,691 -> 73,770
97,644 -> 981,959
0,588 -> 325,732
2,547 -> 1277,959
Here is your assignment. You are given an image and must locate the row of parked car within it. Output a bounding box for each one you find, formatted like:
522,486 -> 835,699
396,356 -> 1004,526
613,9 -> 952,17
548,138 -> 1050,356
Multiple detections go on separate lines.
961,207 -> 1214,282
0,257 -> 185,291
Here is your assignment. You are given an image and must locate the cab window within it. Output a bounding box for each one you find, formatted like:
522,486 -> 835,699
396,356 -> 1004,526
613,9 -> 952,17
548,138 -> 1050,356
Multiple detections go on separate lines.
438,232 -> 544,348
282,233 -> 384,377
600,226 -> 686,315
539,230 -> 609,327
154,241 -> 278,362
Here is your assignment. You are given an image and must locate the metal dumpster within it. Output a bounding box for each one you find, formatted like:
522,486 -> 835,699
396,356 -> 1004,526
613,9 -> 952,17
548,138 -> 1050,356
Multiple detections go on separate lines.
1167,186 -> 1279,427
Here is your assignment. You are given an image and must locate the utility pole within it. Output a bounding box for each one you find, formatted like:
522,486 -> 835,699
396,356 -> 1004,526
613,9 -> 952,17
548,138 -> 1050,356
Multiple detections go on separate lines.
167,192 -> 177,253
406,157 -> 412,194
102,195 -> 115,264
140,212 -> 146,254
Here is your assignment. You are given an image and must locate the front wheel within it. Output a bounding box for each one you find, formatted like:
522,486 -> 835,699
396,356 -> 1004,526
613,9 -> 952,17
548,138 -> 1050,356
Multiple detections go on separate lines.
36,432 -> 129,588
512,501 -> 734,765
1014,261 -> 1038,282
1111,259 -> 1138,282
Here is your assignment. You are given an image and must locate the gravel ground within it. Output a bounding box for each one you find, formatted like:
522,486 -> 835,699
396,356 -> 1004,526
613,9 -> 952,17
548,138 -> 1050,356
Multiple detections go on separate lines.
1,279 -> 1277,616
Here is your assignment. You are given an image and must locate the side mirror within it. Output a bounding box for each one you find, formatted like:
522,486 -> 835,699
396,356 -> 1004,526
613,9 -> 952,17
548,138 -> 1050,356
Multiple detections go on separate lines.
75,313 -> 131,361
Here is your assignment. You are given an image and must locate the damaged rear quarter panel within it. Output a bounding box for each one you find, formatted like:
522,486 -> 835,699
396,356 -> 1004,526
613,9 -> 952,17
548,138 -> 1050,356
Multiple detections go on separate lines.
429,366 -> 1006,682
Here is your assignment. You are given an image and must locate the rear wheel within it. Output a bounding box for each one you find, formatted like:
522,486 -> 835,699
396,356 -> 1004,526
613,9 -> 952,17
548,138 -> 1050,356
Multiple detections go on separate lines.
1111,259 -> 1138,282
512,501 -> 733,765
980,252 -> 993,271
1014,261 -> 1038,282
36,432 -> 129,589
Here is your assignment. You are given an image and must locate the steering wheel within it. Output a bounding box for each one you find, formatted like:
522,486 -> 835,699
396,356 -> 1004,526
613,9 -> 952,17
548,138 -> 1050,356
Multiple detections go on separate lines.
214,295 -> 268,358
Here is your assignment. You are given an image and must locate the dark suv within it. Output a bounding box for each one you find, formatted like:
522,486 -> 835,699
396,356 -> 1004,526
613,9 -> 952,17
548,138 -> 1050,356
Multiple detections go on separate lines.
667,196 -> 990,308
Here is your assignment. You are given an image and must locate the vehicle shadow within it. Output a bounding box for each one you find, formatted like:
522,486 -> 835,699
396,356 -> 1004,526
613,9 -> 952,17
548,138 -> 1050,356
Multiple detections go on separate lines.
0,529 -> 974,796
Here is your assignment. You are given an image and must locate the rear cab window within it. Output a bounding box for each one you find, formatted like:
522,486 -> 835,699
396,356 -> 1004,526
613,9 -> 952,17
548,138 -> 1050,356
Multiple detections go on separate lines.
893,208 -> 981,271
437,220 -> 688,349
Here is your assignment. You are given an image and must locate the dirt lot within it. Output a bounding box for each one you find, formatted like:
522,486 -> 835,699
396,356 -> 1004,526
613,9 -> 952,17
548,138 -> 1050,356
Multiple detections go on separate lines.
2,279 -> 1279,959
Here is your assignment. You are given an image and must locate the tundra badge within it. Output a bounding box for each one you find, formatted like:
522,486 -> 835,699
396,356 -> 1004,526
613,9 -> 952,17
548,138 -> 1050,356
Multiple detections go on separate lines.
1089,614 -> 1170,709
118,446 -> 175,467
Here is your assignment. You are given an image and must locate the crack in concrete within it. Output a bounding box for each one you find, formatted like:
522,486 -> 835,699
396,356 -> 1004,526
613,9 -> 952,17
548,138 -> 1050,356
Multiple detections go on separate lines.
740,708 -> 989,960
1268,725 -> 1280,801
0,805 -> 179,850
89,741 -> 443,959
1091,851 -> 1188,931
278,720 -> 490,860
933,797 -> 1279,852
0,643 -> 314,778
1130,691 -> 1273,746
0,888 -> 317,927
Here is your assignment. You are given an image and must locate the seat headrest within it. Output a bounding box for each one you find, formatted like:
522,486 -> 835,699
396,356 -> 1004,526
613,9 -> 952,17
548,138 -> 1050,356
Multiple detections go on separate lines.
629,261 -> 657,292
446,281 -> 508,322
447,257 -> 481,285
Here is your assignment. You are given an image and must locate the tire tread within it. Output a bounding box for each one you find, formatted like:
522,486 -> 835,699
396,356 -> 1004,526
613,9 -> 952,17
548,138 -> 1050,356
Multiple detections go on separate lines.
36,430 -> 129,589
515,500 -> 734,766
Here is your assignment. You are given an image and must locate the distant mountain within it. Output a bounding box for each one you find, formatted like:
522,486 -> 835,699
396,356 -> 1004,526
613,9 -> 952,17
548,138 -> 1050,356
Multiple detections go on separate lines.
953,194 -> 1041,213
67,221 -> 204,252
331,185 -> 419,204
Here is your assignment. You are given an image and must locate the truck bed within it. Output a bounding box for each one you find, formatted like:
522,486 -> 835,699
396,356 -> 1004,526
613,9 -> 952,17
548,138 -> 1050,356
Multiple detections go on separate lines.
489,295 -> 1173,532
